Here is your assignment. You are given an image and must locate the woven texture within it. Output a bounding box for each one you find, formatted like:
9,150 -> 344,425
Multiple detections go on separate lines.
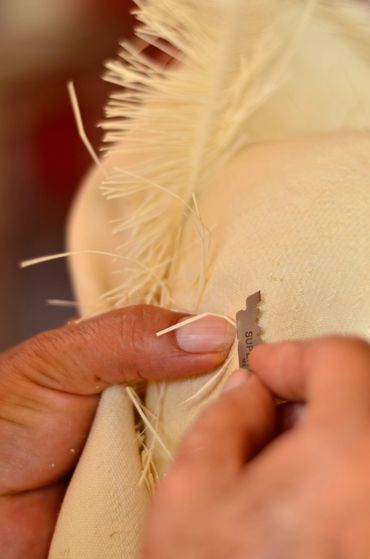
49,387 -> 147,558
49,2 -> 370,557
50,133 -> 370,559
146,132 -> 370,476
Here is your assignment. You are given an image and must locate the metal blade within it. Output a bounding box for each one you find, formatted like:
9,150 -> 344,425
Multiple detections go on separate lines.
236,291 -> 262,369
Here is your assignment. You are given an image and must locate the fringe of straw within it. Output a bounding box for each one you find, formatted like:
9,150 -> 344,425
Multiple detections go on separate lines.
28,0 -> 345,492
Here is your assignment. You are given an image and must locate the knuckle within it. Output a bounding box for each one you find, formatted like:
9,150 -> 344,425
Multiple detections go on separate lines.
119,305 -> 159,346
74,321 -> 98,350
123,306 -> 151,355
113,305 -> 163,380
77,304 -> 175,382
118,305 -> 176,376
81,305 -> 156,357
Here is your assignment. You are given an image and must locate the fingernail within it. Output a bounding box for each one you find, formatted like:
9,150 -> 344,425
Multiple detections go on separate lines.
176,316 -> 236,353
222,370 -> 248,393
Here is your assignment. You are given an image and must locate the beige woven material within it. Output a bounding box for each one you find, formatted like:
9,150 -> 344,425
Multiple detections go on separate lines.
49,2 -> 370,558
146,131 -> 370,477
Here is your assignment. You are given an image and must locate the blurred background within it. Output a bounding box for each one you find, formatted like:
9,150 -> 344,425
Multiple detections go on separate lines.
0,0 -> 134,350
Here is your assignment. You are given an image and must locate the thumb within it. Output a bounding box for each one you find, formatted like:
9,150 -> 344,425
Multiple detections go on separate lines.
1,304 -> 235,396
0,305 -> 234,495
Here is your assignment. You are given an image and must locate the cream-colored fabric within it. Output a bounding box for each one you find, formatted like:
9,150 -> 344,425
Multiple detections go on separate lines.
147,131 -> 370,476
49,2 -> 370,558
49,387 -> 147,558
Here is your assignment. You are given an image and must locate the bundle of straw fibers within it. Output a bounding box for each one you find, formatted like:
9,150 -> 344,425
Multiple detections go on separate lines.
49,1 -> 370,557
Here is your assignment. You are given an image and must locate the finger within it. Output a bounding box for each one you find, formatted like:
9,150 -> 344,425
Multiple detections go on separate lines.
0,304 -> 235,396
167,371 -> 275,495
277,403 -> 305,433
250,336 -> 370,416
0,305 -> 234,494
0,482 -> 66,558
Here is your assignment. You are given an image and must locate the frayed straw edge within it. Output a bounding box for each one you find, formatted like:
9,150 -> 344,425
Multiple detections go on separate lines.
125,386 -> 172,461
139,382 -> 166,488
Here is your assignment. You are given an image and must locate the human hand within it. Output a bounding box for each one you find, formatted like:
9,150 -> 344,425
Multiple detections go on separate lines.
0,305 -> 235,558
143,336 -> 370,559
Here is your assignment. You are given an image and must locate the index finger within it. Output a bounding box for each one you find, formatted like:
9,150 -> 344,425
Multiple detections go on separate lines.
165,373 -> 275,497
250,336 -> 370,417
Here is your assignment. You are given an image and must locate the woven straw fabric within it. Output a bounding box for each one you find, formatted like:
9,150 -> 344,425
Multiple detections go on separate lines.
49,2 -> 370,556
146,132 -> 370,477
49,132 -> 370,559
48,385 -> 147,559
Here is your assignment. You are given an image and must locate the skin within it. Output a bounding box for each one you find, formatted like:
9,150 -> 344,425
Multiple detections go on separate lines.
0,304 -> 233,558
1,306 -> 369,558
143,336 -> 370,559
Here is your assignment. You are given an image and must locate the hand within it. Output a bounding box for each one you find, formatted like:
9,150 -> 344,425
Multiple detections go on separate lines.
143,336 -> 370,559
0,305 -> 235,558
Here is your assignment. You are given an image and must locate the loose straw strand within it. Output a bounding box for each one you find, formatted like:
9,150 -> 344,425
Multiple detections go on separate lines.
156,312 -> 236,337
67,81 -> 106,175
125,387 -> 172,460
